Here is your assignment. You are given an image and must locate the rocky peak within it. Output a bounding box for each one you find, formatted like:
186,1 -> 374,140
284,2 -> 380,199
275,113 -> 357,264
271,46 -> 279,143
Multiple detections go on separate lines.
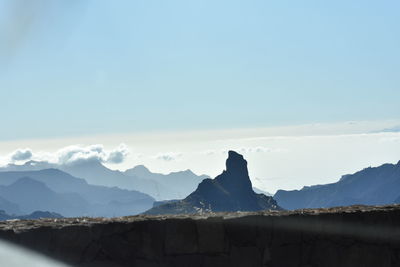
144,150 -> 280,214
226,151 -> 248,176
218,151 -> 252,194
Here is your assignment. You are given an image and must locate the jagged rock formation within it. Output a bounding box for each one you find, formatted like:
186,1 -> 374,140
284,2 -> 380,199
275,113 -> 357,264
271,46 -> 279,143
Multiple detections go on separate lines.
275,160 -> 400,210
145,151 -> 280,215
0,205 -> 400,267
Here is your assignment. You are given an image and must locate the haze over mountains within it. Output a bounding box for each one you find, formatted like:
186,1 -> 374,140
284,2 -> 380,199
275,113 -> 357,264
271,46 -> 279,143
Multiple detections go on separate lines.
1,160 -> 208,201
145,151 -> 280,215
0,161 -> 210,217
1,150 -> 400,218
0,169 -> 154,217
0,210 -> 63,221
274,160 -> 400,210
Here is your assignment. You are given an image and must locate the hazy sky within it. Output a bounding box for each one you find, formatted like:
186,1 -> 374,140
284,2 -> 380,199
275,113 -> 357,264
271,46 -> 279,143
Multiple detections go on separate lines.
0,0 -> 399,139
1,120 -> 400,194
0,1 -> 399,193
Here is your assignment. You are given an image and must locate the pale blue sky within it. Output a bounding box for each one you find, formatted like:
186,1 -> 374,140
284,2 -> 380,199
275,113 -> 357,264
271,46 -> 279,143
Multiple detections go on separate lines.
1,0 -> 399,140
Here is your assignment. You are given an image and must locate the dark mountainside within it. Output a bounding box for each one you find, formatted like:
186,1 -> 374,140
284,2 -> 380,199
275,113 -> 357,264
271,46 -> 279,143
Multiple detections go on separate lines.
145,151 -> 280,215
1,205 -> 400,267
0,169 -> 154,217
0,161 -> 207,201
275,160 -> 400,210
0,210 -> 63,221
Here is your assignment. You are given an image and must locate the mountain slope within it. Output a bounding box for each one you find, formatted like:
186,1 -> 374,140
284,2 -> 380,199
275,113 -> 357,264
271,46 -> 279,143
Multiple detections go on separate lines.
124,165 -> 208,200
274,161 -> 400,210
0,169 -> 155,217
145,151 -> 280,215
0,196 -> 21,215
0,161 -> 208,201
0,210 -> 63,221
0,160 -> 141,191
0,177 -> 89,216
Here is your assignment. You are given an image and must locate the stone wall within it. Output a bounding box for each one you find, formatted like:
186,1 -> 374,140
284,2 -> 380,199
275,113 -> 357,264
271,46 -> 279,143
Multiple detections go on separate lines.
0,205 -> 400,267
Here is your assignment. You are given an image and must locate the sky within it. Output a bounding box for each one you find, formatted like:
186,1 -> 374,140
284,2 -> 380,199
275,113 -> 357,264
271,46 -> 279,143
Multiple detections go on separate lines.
0,1 -> 399,193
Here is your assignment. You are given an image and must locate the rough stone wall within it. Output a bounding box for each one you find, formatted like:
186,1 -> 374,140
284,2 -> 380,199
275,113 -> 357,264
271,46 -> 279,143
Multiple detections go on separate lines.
0,205 -> 400,267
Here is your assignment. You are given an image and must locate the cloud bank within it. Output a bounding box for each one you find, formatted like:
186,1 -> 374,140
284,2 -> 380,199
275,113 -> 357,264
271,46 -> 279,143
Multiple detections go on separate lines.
10,148 -> 33,161
0,144 -> 130,167
56,144 -> 129,165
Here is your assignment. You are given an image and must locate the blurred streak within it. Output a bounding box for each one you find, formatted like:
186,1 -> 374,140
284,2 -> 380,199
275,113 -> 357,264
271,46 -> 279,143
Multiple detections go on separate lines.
273,215 -> 400,243
231,211 -> 400,243
0,239 -> 70,267
0,0 -> 87,68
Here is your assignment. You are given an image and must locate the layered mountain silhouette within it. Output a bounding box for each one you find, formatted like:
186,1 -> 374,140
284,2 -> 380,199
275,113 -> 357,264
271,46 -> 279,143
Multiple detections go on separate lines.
274,160 -> 400,210
145,151 -> 280,215
0,196 -> 21,215
1,161 -> 208,200
124,165 -> 208,199
0,169 -> 154,217
0,177 -> 88,216
0,210 -> 63,221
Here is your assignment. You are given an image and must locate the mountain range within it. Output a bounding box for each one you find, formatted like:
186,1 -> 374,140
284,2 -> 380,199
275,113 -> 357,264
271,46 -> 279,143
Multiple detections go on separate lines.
274,160 -> 400,210
145,151 -> 281,215
2,154 -> 400,217
0,210 -> 63,221
1,161 -> 208,201
0,169 -> 154,217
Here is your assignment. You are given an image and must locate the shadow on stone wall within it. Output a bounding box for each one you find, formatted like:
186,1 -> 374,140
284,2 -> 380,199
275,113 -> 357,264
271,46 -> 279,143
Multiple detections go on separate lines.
0,205 -> 400,267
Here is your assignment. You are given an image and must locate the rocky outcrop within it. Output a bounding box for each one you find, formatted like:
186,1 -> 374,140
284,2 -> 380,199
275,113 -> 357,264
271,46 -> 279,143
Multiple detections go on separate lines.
0,205 -> 400,266
145,151 -> 280,214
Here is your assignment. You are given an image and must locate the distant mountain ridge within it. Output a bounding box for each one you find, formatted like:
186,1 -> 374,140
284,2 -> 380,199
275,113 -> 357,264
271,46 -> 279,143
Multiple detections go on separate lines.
124,165 -> 208,200
274,160 -> 400,210
1,161 -> 208,200
0,195 -> 21,215
145,151 -> 280,215
0,210 -> 63,221
0,177 -> 88,216
0,169 -> 154,217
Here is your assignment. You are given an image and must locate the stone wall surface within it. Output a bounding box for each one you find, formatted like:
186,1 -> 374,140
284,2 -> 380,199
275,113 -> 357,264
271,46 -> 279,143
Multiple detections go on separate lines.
0,205 -> 400,267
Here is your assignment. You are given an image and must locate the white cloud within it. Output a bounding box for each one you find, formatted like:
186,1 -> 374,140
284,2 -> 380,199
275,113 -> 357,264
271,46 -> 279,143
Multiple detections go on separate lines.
106,144 -> 130,164
56,144 -> 130,165
56,144 -> 105,165
155,152 -> 183,162
0,144 -> 130,167
10,148 -> 33,161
